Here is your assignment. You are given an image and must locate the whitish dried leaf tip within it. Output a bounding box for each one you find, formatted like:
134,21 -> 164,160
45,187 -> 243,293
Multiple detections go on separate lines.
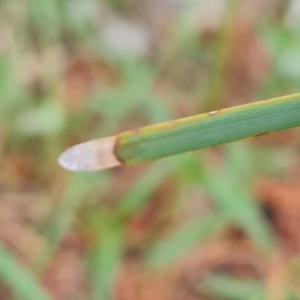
58,136 -> 121,171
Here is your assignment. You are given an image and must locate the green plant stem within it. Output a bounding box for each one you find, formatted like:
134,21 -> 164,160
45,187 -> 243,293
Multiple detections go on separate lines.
116,93 -> 300,165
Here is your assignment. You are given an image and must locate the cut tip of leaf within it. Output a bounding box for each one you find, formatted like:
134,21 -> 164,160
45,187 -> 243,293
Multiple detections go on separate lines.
58,136 -> 121,172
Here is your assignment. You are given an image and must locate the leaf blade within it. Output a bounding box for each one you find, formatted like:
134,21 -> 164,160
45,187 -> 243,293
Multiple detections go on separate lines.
0,243 -> 53,300
117,93 -> 300,164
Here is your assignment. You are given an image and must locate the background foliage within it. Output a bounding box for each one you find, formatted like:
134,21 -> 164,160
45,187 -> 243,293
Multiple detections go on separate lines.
1,0 -> 300,299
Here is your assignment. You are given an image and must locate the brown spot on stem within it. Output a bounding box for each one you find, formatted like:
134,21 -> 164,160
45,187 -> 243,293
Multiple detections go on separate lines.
254,132 -> 269,137
113,136 -> 126,164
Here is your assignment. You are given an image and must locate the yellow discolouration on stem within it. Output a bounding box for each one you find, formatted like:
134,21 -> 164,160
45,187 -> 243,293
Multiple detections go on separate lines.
118,93 -> 300,145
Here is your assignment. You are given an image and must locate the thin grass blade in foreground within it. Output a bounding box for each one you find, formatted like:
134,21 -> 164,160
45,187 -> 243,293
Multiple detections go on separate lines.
59,93 -> 300,171
0,243 -> 53,300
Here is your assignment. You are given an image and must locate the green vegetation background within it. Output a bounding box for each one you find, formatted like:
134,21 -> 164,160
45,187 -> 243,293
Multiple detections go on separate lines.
1,0 -> 300,299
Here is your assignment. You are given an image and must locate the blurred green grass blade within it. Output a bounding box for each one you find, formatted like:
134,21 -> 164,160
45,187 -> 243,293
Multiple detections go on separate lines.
199,274 -> 265,300
203,143 -> 275,251
290,293 -> 300,300
117,93 -> 300,165
176,149 -> 274,252
45,173 -> 107,250
0,243 -> 53,300
90,225 -> 123,300
147,213 -> 226,267
145,97 -> 172,123
15,100 -> 66,137
203,0 -> 240,111
104,0 -> 127,12
88,60 -> 155,137
28,0 -> 63,41
117,160 -> 175,218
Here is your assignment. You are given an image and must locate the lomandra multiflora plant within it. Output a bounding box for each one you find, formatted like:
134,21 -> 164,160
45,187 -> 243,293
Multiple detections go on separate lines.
59,93 -> 300,172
